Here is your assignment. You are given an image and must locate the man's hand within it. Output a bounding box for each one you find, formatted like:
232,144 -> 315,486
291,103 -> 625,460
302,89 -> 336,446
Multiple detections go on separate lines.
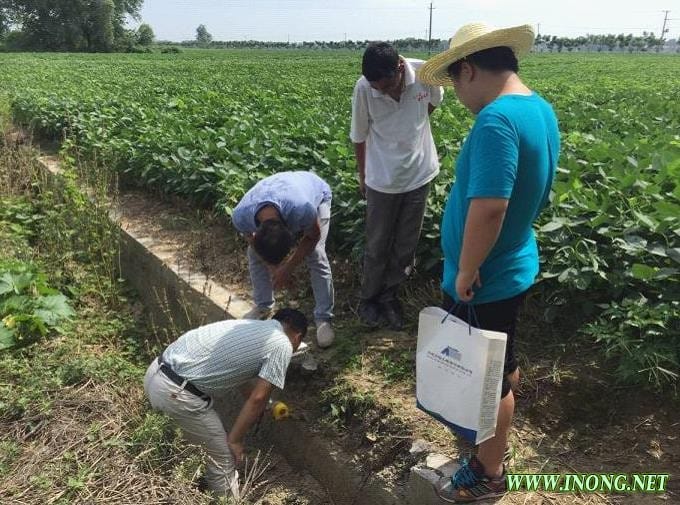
455,269 -> 482,302
456,198 -> 507,302
227,378 -> 273,466
272,262 -> 293,290
358,177 -> 366,199
227,436 -> 245,466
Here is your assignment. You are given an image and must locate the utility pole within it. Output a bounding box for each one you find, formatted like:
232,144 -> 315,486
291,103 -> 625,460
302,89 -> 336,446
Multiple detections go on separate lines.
660,10 -> 670,43
428,2 -> 434,55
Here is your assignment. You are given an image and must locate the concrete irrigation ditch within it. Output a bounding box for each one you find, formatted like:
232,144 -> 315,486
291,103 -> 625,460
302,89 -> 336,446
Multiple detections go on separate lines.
37,154 -> 459,505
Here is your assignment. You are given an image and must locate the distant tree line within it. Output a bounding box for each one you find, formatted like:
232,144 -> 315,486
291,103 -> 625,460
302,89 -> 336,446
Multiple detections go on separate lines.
172,26 -> 679,54
0,0 -> 155,52
535,32 -> 678,53
175,34 -> 450,52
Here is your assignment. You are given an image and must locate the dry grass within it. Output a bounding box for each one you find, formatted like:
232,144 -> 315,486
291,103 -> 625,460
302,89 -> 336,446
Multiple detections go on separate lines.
0,129 -> 213,504
0,129 -> 43,196
0,382 -> 211,505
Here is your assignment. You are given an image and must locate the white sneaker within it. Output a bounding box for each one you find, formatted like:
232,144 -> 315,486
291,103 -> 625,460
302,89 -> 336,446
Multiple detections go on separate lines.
242,306 -> 273,320
315,320 -> 335,348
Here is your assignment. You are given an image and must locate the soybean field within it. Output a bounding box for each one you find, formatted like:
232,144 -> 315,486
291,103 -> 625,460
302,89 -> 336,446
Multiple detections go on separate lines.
0,50 -> 678,387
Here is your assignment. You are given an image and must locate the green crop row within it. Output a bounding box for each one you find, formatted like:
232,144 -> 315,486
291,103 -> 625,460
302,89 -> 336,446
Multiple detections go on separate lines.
0,50 -> 677,387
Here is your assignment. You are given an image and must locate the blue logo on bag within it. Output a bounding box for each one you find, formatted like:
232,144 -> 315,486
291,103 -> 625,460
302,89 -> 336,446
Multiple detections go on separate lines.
441,346 -> 461,361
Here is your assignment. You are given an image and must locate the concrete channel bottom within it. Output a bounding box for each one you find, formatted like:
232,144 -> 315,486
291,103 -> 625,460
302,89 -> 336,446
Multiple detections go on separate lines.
38,155 -> 458,505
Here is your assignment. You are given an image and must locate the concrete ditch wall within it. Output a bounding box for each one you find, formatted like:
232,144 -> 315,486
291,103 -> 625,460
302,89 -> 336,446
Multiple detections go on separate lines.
38,154 -> 456,505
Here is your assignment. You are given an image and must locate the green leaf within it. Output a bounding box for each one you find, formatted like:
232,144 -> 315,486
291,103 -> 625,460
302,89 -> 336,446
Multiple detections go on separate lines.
0,271 -> 32,295
667,248 -> 680,265
654,201 -> 680,220
557,268 -> 574,283
540,221 -> 564,232
630,263 -> 656,280
632,211 -> 657,230
35,295 -> 74,326
0,325 -> 15,350
0,273 -> 14,295
655,268 -> 678,280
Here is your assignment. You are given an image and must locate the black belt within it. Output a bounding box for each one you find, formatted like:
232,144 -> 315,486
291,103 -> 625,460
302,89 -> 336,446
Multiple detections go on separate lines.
157,356 -> 210,400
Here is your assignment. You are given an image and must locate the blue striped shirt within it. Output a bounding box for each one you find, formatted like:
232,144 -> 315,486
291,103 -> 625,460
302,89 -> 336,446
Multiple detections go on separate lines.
162,319 -> 293,393
232,171 -> 332,235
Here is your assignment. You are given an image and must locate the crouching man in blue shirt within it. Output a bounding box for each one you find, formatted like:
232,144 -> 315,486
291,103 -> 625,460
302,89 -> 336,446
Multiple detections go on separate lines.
232,171 -> 335,348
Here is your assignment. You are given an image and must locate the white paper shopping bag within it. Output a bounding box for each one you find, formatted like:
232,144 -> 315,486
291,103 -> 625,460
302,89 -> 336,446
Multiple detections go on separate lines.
416,306 -> 507,445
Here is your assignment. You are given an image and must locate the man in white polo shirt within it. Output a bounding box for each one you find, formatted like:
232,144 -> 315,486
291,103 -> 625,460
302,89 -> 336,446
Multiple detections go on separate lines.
350,42 -> 444,330
143,308 -> 307,498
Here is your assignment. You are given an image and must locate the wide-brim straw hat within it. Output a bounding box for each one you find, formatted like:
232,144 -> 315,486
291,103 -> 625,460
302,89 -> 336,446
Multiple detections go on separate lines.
418,23 -> 535,86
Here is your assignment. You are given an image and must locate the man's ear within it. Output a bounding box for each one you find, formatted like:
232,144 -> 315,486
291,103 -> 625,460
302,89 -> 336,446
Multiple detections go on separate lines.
294,331 -> 305,348
465,61 -> 476,82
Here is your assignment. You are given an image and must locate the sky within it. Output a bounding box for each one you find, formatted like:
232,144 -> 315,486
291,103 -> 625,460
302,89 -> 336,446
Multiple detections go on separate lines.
135,0 -> 677,43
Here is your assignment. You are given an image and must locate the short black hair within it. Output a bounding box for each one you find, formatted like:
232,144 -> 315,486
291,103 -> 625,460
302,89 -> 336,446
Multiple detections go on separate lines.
362,42 -> 399,82
253,219 -> 294,265
447,46 -> 519,79
272,308 -> 308,340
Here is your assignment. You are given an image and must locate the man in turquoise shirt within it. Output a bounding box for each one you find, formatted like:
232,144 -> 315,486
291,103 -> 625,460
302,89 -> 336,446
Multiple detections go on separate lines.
419,23 -> 560,502
440,89 -> 558,305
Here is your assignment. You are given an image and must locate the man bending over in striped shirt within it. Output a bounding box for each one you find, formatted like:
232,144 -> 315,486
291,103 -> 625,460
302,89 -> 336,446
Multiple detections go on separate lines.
143,308 -> 307,498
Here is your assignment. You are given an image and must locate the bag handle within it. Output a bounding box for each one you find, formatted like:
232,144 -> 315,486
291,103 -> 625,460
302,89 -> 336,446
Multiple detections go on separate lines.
441,301 -> 480,335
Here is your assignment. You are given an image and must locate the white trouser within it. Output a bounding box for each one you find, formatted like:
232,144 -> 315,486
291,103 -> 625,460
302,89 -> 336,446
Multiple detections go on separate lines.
143,359 -> 239,497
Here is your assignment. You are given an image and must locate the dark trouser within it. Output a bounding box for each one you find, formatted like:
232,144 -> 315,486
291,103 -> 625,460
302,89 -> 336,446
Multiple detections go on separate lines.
361,182 -> 430,303
442,290 -> 528,399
